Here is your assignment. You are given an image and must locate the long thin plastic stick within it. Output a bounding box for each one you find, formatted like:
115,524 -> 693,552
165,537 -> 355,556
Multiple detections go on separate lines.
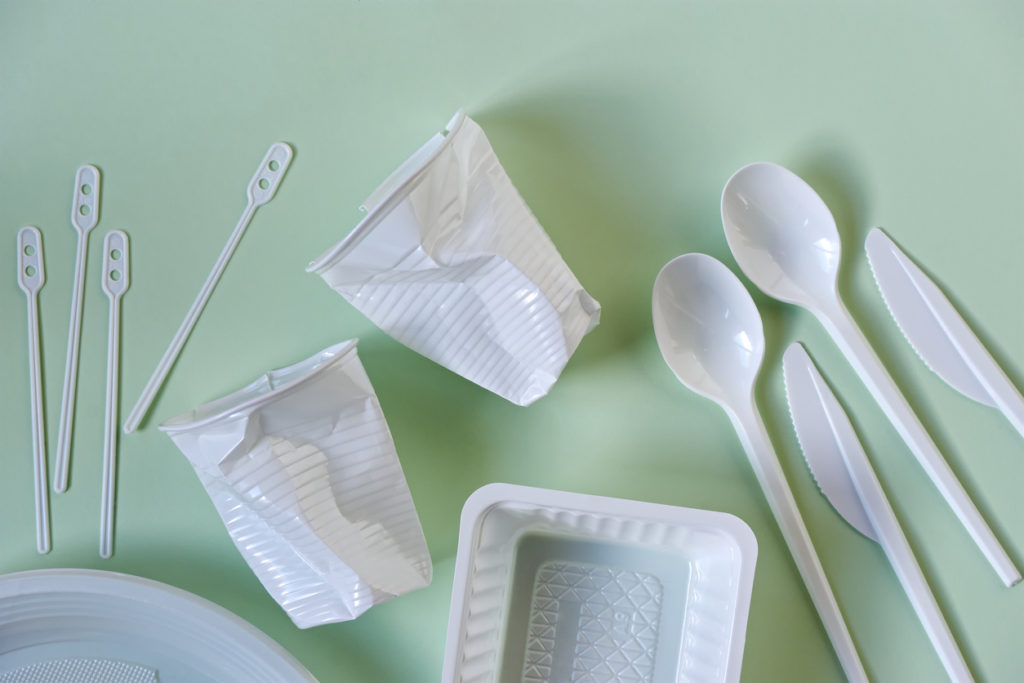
54,165 -> 101,492
100,231 -> 129,558
730,401 -> 869,683
123,142 -> 293,433
18,227 -> 51,554
819,301 -> 1020,587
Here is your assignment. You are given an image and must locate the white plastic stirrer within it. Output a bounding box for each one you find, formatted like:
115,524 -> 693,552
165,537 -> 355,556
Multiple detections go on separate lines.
123,143 -> 293,434
18,227 -> 51,554
100,231 -> 130,559
55,165 -> 101,492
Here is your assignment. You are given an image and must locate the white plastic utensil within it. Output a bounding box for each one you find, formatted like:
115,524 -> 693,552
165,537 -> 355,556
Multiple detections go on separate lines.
124,142 -> 293,434
866,228 -> 1024,441
721,162 -> 1020,587
100,231 -> 129,559
54,165 -> 100,492
783,342 -> 974,682
17,226 -> 51,554
652,253 -> 868,683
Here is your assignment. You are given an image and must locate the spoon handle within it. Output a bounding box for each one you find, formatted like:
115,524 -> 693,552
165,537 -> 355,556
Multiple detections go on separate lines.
819,303 -> 1020,587
731,404 -> 869,683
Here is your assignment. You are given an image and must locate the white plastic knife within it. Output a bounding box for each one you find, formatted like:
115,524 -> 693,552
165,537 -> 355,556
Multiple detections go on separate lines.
783,342 -> 974,683
866,228 -> 1024,440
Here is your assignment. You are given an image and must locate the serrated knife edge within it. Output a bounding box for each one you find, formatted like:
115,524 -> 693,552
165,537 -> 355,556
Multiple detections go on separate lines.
867,228 -> 1024,439
783,343 -> 878,542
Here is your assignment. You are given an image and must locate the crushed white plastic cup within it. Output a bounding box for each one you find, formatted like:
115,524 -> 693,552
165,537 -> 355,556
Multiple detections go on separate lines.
307,111 -> 601,407
159,340 -> 431,629
443,484 -> 758,683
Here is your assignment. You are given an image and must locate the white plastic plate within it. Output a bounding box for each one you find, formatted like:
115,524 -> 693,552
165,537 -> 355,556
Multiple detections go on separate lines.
0,569 -> 315,682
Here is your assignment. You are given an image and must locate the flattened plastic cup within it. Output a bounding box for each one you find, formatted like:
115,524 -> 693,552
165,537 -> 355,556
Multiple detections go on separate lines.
442,484 -> 758,683
160,340 -> 431,628
307,111 -> 601,406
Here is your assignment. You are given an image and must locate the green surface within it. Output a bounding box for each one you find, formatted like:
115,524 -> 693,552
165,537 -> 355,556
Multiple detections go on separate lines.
1,2 -> 1022,681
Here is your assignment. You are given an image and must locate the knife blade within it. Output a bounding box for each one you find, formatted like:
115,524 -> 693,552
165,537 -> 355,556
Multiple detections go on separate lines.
782,342 -> 975,682
866,228 -> 1024,440
782,343 -> 877,541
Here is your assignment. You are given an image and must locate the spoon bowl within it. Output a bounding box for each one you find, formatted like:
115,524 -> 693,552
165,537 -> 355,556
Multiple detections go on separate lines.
721,162 -> 841,311
652,253 -> 764,406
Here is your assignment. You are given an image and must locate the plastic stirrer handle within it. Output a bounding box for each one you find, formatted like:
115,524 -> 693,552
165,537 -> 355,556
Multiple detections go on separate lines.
730,401 -> 869,683
18,227 -> 51,554
55,165 -> 101,493
100,231 -> 129,559
819,301 -> 1021,587
123,142 -> 293,434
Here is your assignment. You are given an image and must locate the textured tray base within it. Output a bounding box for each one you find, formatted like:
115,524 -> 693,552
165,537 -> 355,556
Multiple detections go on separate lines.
523,561 -> 663,683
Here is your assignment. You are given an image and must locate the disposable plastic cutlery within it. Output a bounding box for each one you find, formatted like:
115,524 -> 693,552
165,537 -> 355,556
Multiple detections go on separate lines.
55,165 -> 100,492
17,226 -> 51,554
721,162 -> 1020,587
100,231 -> 129,558
866,228 -> 1024,441
784,342 -> 973,682
124,142 -> 293,433
652,253 -> 867,683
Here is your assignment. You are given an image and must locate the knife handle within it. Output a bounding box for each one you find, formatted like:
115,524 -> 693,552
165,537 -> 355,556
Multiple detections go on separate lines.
930,295 -> 1024,441
819,301 -> 1020,587
843,433 -> 974,681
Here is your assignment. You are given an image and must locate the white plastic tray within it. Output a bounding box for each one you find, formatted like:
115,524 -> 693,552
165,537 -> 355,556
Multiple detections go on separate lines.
442,484 -> 758,683
0,569 -> 316,682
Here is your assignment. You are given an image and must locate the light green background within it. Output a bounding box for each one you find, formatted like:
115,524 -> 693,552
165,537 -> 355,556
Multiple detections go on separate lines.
1,2 -> 1022,681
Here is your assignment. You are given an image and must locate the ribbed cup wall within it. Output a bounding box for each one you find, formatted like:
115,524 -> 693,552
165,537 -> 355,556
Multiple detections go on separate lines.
162,342 -> 431,629
312,115 -> 600,406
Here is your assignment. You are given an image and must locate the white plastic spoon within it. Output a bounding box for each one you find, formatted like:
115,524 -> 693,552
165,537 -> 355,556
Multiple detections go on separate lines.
100,231 -> 129,559
55,165 -> 100,492
17,226 -> 51,554
652,253 -> 868,683
721,162 -> 1020,588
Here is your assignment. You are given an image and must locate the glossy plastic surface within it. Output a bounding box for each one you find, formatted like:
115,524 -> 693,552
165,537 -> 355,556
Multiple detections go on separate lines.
653,253 -> 764,405
867,228 -> 1024,441
720,162 -> 1020,587
652,253 -> 867,683
783,343 -> 974,682
722,162 -> 841,312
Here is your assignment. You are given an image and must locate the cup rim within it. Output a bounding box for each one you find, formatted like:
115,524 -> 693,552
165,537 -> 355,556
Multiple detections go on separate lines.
306,110 -> 468,274
158,339 -> 360,434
